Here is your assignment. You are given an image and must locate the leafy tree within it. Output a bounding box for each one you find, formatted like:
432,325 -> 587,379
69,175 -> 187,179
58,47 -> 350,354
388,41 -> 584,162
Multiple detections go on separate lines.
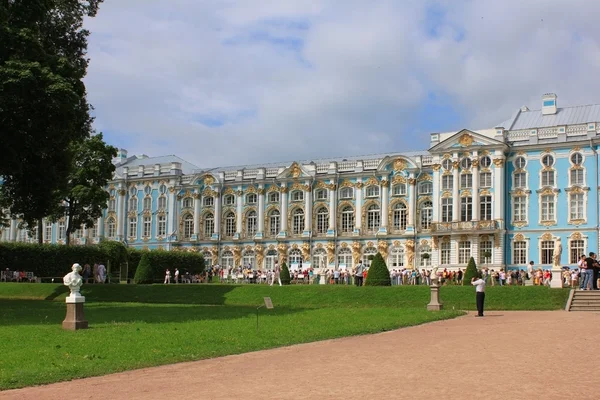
464,257 -> 479,284
365,252 -> 391,286
280,262 -> 291,285
0,1 -> 103,235
50,134 -> 117,245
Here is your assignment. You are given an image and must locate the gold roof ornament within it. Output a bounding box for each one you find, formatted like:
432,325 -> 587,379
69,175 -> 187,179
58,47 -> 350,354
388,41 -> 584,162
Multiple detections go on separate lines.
393,158 -> 407,172
458,134 -> 474,147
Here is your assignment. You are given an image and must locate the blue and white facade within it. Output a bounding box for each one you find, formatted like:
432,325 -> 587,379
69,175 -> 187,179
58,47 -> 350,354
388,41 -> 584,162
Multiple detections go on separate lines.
3,94 -> 600,270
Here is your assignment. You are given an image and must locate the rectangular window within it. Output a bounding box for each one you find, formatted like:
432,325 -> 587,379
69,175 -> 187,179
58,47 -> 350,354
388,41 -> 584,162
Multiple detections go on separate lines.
570,193 -> 584,221
458,241 -> 471,264
513,172 -> 526,189
158,215 -> 167,236
143,216 -> 152,237
441,198 -> 452,222
480,196 -> 492,221
58,221 -> 65,240
570,169 -> 584,186
460,197 -> 472,222
479,240 -> 492,264
129,218 -> 137,238
479,172 -> 492,188
442,175 -> 453,191
570,239 -> 585,264
541,240 -> 554,264
440,242 -> 451,265
44,223 -> 52,241
541,171 -> 555,187
513,241 -> 527,265
513,196 -> 527,222
460,174 -> 472,189
341,209 -> 354,233
541,195 -> 555,221
158,196 -> 166,209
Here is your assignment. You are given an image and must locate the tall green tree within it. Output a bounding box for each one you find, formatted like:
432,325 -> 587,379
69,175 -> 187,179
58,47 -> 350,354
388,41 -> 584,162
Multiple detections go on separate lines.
365,253 -> 391,286
0,0 -> 103,235
51,133 -> 117,245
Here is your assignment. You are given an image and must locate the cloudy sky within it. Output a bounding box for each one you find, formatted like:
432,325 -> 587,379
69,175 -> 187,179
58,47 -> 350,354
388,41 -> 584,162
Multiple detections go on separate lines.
84,0 -> 600,169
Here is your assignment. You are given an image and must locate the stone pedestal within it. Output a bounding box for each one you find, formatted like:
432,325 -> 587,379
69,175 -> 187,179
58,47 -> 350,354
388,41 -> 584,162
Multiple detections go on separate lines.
550,267 -> 564,289
63,295 -> 88,330
427,283 -> 443,311
525,279 -> 534,286
319,275 -> 326,285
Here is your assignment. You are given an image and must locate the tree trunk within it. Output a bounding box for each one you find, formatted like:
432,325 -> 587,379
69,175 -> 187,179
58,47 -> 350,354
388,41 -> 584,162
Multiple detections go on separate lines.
37,219 -> 43,244
65,200 -> 73,246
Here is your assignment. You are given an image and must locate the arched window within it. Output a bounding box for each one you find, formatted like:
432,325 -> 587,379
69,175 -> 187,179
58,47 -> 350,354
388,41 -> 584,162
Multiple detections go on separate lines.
265,250 -> 278,270
389,247 -> 404,268
224,195 -> 235,206
57,221 -> 65,240
203,196 -> 214,207
246,210 -> 257,236
203,213 -> 214,238
291,190 -> 304,202
289,248 -> 302,265
365,185 -> 380,198
130,186 -> 137,197
159,184 -> 167,194
269,192 -> 280,203
312,248 -> 327,269
338,247 -> 353,269
315,189 -> 328,200
418,182 -> 432,195
143,197 -> 152,210
183,214 -> 194,239
143,216 -> 152,237
292,208 -> 304,235
269,209 -> 280,236
203,251 -> 213,267
157,215 -> 166,236
341,206 -> 354,233
420,201 -> 433,229
316,207 -> 328,234
392,203 -> 407,231
221,250 -> 234,267
340,187 -> 353,199
393,183 -> 406,196
158,196 -> 167,209
363,247 -> 377,266
128,217 -> 137,238
108,198 -> 116,212
182,197 -> 193,208
419,245 -> 431,267
128,197 -> 137,211
243,250 -> 256,269
225,212 -> 235,237
246,193 -> 257,205
367,204 -> 380,233
107,218 -> 116,238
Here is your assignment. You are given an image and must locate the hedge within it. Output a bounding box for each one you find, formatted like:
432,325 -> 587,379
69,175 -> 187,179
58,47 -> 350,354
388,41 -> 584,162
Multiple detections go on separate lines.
365,253 -> 391,286
464,257 -> 479,284
280,262 -> 291,285
133,250 -> 205,284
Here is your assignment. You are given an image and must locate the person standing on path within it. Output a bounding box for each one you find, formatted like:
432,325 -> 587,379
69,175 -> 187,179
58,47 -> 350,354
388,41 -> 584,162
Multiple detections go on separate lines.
174,268 -> 180,284
355,261 -> 364,286
164,269 -> 171,284
471,272 -> 486,317
270,261 -> 282,286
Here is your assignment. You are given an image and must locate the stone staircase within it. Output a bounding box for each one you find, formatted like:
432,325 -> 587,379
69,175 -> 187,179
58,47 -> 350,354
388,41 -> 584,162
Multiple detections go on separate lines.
566,289 -> 600,312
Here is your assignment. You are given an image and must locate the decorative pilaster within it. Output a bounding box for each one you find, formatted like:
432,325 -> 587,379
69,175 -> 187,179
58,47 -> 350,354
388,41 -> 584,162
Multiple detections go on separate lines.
167,186 -> 177,239
279,186 -> 288,237
9,219 -> 17,242
303,182 -> 312,237
327,183 -> 336,236
380,179 -> 389,234
192,192 -> 201,240
354,181 -> 363,235
235,189 -> 243,239
117,188 -> 126,240
212,189 -> 221,239
256,187 -> 265,239
493,158 -> 505,228
432,164 -> 441,223
97,217 -> 104,240
407,176 -> 416,231
452,162 -> 460,222
472,160 -> 479,221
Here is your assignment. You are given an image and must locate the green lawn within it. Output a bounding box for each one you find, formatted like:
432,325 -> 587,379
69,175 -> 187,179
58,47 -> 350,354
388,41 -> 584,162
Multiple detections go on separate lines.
0,283 -> 570,390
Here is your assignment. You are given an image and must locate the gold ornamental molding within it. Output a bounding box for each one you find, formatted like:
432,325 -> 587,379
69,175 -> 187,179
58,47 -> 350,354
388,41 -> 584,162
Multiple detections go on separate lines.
417,173 -> 432,182
571,232 -> 583,240
326,241 -> 335,263
339,179 -> 354,189
432,164 -> 441,172
392,175 -> 407,184
364,176 -> 379,187
541,232 -> 553,241
351,241 -> 362,264
513,233 -> 525,241
203,175 -> 215,186
377,240 -> 389,259
267,185 -> 280,193
493,158 -> 505,167
289,162 -> 302,178
458,134 -> 474,147
393,158 -> 407,172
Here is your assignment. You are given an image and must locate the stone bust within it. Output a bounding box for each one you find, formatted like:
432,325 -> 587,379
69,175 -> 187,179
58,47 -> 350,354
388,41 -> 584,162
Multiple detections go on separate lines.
63,263 -> 83,297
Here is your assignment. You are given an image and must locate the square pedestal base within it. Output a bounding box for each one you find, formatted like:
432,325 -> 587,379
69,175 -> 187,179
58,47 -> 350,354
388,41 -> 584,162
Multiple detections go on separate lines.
63,302 -> 88,331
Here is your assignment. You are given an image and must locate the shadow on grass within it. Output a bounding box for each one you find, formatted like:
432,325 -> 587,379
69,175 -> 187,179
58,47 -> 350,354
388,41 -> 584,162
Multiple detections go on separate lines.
0,299 -> 304,326
44,285 -> 69,301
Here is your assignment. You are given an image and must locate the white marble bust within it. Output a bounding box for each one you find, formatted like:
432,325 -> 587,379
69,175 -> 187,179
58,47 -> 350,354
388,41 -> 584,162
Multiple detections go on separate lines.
63,263 -> 83,297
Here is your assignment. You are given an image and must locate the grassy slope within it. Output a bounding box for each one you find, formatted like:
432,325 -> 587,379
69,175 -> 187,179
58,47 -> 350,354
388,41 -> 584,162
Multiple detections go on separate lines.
0,300 -> 461,390
0,283 -> 571,310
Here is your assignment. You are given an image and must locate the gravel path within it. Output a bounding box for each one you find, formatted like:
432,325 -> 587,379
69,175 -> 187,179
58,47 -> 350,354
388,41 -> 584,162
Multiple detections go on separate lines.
4,311 -> 599,400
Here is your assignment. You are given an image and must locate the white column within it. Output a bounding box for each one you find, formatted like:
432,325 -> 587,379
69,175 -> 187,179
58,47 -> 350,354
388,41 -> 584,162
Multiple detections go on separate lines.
407,176 -> 415,227
1,226 -> 8,242
236,189 -> 243,236
355,182 -> 363,232
381,180 -> 389,230
167,186 -> 176,236
257,187 -> 265,236
432,165 -> 440,223
97,217 -> 104,238
193,192 -> 201,238
472,161 -> 479,221
304,183 -> 312,233
328,184 -> 336,232
493,158 -> 505,226
117,188 -> 126,239
9,219 -> 17,242
213,189 -> 221,237
452,162 -> 460,222
280,186 -> 288,234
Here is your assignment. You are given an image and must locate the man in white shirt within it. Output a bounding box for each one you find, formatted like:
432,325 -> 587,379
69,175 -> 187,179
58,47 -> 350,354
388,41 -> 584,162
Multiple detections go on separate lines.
471,273 -> 486,317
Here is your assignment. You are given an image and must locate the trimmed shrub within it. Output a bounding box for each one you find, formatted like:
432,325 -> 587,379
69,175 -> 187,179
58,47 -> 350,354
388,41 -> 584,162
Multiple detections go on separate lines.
280,262 -> 291,285
463,256 -> 479,284
132,250 -> 205,284
126,248 -> 149,279
133,253 -> 153,284
365,252 -> 391,286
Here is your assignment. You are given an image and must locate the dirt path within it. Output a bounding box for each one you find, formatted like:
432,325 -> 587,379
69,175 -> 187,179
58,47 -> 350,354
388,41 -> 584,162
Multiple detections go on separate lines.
4,311 -> 599,400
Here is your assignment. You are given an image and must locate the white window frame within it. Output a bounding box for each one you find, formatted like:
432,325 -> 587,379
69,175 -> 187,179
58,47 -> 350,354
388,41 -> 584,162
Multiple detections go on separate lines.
340,187 -> 354,199
569,192 -> 585,221
143,216 -> 152,238
269,210 -> 280,236
479,172 -> 492,188
442,175 -> 453,190
183,214 -> 193,239
225,212 -> 235,237
365,185 -> 380,198
291,190 -> 304,202
441,198 -> 452,222
480,196 -> 492,221
158,214 -> 167,237
540,194 -> 556,222
440,242 -> 451,265
292,208 -> 304,235
393,183 -> 407,196
246,211 -> 257,236
158,196 -> 166,209
420,201 -> 432,229
316,207 -> 328,234
513,241 -> 527,265
392,203 -> 407,231
460,174 -> 472,189
418,182 -> 432,195
128,217 -> 137,238
366,204 -> 380,233
512,195 -> 527,223
341,206 -> 354,233
570,239 -> 585,264
479,240 -> 492,264
540,240 -> 554,265
315,189 -> 328,200
203,196 -> 214,207
246,193 -> 257,205
458,241 -> 471,264
268,192 -> 279,203
204,213 -> 214,237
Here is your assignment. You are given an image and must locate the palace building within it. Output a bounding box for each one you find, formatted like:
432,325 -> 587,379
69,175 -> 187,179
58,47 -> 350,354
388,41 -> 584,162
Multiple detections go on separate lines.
2,93 -> 600,270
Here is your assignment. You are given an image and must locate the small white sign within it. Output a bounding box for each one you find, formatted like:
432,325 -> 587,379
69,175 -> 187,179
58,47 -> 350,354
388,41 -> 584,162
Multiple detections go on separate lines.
264,297 -> 274,309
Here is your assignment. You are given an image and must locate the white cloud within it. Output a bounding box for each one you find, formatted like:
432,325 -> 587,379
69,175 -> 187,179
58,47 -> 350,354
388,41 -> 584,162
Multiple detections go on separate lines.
84,0 -> 600,168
